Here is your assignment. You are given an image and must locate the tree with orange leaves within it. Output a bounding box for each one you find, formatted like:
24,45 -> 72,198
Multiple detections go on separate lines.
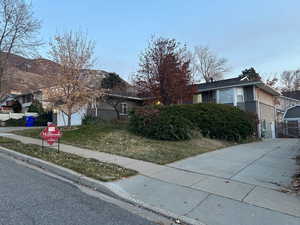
134,37 -> 195,105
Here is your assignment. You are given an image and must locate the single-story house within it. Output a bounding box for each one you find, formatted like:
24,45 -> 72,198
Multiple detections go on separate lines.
193,76 -> 281,138
0,85 -> 144,126
87,90 -> 144,121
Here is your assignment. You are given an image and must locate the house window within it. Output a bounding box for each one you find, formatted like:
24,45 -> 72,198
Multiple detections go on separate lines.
21,94 -> 33,103
236,88 -> 244,103
219,88 -> 234,104
202,91 -> 216,103
121,103 -> 128,115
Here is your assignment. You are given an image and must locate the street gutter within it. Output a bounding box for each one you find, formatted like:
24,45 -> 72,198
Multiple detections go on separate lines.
0,146 -> 205,225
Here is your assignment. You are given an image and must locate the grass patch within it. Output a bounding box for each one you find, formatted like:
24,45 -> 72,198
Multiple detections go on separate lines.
13,122 -> 233,165
0,136 -> 137,182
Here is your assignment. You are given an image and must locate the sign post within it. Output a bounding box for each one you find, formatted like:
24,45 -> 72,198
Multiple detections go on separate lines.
40,124 -> 62,152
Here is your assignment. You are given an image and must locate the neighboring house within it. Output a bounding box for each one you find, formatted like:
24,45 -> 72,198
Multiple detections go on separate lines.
283,105 -> 300,121
282,90 -> 300,101
275,95 -> 300,122
281,91 -> 300,123
1,53 -> 140,125
193,77 -> 280,138
275,91 -> 300,138
14,91 -> 43,112
0,89 -> 91,126
0,94 -> 17,111
0,83 -> 144,125
87,90 -> 144,121
276,105 -> 300,138
0,91 -> 42,113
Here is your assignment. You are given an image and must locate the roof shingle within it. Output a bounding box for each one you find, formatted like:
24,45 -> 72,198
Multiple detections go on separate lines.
282,91 -> 300,100
196,77 -> 262,92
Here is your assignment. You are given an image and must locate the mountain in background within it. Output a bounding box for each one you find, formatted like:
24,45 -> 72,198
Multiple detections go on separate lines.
4,53 -> 61,76
1,53 -> 109,95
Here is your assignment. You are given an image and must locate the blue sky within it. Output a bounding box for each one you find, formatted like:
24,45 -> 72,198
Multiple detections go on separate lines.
32,0 -> 300,82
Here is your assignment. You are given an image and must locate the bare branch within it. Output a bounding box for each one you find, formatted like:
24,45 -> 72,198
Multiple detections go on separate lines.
0,0 -> 41,93
44,30 -> 104,127
190,46 -> 230,83
280,70 -> 300,91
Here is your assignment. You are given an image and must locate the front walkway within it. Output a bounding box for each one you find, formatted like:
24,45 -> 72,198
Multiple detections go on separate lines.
1,132 -> 300,225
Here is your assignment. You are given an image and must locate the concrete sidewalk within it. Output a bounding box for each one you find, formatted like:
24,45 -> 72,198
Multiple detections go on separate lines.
0,133 -> 166,175
116,139 -> 300,225
1,132 -> 300,225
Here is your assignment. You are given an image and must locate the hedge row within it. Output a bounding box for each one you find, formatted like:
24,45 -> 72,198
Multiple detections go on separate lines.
129,103 -> 257,142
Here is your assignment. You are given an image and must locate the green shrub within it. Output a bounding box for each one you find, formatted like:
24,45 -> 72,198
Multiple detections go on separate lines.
35,112 -> 53,126
5,118 -> 26,126
129,103 -> 257,142
28,100 -> 44,114
12,101 -> 22,113
129,106 -> 193,141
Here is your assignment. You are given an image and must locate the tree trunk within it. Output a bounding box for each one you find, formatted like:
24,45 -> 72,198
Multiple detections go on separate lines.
67,114 -> 71,128
0,65 -> 5,94
116,109 -> 120,120
113,106 -> 120,120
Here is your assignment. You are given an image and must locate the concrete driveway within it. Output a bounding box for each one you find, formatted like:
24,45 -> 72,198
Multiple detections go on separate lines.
170,138 -> 299,190
117,139 -> 300,225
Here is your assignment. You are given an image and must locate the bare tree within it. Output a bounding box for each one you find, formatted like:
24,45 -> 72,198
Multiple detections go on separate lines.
294,70 -> 300,91
281,71 -> 295,91
44,31 -> 104,127
0,0 -> 41,93
190,46 -> 230,83
103,96 -> 124,120
266,75 -> 278,88
101,72 -> 127,120
280,70 -> 300,91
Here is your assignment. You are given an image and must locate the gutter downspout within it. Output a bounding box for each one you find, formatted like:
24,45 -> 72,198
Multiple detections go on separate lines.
254,86 -> 262,138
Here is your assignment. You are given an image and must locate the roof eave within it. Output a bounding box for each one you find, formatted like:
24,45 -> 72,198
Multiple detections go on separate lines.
196,81 -> 262,93
107,93 -> 145,101
277,95 -> 300,102
255,83 -> 280,96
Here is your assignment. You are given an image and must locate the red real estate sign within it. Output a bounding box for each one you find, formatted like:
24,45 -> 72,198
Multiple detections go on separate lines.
40,124 -> 62,145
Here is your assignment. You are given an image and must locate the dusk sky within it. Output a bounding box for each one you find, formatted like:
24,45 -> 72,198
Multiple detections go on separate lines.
32,0 -> 300,82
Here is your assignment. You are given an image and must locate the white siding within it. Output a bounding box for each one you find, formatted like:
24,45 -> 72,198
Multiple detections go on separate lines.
56,108 -> 86,126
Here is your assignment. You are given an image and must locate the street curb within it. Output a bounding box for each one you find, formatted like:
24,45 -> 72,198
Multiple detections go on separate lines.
0,146 -> 205,225
0,146 -> 121,198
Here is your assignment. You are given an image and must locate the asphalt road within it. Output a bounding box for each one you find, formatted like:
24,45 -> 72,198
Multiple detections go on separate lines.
0,154 -> 166,225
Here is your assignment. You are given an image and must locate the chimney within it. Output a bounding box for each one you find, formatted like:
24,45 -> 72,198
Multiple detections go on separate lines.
210,77 -> 214,83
